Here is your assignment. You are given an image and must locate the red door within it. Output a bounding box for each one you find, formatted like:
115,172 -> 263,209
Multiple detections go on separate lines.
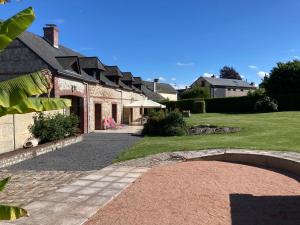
95,104 -> 102,130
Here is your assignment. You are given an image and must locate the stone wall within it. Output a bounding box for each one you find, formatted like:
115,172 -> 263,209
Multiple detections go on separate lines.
88,84 -> 145,131
0,110 -> 64,155
225,89 -> 250,97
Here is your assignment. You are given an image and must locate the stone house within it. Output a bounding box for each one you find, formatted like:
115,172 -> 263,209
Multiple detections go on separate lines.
0,24 -> 146,134
192,76 -> 256,98
142,79 -> 178,101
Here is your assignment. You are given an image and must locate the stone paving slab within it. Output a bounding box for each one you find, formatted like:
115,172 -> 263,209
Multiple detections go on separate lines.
2,166 -> 149,225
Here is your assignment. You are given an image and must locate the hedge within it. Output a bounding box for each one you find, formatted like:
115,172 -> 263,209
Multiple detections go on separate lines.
205,96 -> 260,113
163,99 -> 205,114
205,95 -> 300,113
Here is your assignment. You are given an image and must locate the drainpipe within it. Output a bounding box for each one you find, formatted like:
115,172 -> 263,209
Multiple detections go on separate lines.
83,82 -> 89,133
115,89 -> 123,124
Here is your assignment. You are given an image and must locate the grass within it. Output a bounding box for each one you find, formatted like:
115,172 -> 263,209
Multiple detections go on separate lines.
116,112 -> 300,162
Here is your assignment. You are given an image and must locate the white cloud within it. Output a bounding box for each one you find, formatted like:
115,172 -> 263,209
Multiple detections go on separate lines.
171,77 -> 176,81
293,56 -> 300,60
175,84 -> 189,90
158,76 -> 166,82
146,78 -> 152,81
257,71 -> 269,79
50,19 -> 65,24
241,75 -> 246,79
248,65 -> 259,70
202,72 -> 214,77
176,62 -> 194,67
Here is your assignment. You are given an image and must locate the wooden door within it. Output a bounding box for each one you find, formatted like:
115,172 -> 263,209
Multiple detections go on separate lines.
95,104 -> 102,130
112,104 -> 117,123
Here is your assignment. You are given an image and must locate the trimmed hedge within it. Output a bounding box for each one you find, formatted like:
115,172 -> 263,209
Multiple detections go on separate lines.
204,95 -> 300,113
205,96 -> 259,113
163,99 -> 206,114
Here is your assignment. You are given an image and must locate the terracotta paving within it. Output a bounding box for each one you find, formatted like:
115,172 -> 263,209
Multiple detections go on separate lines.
85,161 -> 300,225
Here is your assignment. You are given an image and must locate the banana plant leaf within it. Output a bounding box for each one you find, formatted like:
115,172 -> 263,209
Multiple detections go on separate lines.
0,177 -> 28,221
0,177 -> 10,192
0,205 -> 28,221
0,71 -> 71,117
0,7 -> 35,51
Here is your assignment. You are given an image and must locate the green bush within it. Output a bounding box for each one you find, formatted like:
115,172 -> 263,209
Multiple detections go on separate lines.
142,111 -> 187,136
193,101 -> 206,113
205,96 -> 260,113
254,96 -> 278,112
180,86 -> 210,99
272,94 -> 300,111
164,99 -> 206,114
30,113 -> 79,143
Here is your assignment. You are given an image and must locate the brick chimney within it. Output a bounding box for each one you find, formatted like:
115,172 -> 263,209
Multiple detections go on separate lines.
153,78 -> 159,93
43,24 -> 59,48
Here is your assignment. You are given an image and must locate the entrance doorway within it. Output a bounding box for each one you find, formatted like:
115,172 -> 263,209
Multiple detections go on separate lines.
61,95 -> 84,133
112,104 -> 118,123
95,104 -> 102,130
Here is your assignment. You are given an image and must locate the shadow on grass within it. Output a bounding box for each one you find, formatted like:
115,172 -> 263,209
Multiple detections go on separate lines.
230,194 -> 300,225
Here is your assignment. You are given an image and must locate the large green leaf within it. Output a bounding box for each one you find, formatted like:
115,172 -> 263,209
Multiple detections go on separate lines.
0,205 -> 28,221
0,7 -> 35,51
0,71 -> 71,117
0,177 -> 11,192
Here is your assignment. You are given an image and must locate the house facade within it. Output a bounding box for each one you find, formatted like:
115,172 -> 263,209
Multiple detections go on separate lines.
0,25 -> 146,134
143,79 -> 178,101
192,76 -> 256,98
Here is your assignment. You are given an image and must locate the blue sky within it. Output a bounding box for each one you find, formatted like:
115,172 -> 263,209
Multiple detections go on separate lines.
1,0 -> 300,88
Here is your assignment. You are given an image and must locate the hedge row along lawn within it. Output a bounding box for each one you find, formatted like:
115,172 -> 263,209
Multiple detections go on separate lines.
116,112 -> 300,162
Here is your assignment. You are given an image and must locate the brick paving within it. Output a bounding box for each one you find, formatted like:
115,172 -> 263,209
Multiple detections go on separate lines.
3,166 -> 149,225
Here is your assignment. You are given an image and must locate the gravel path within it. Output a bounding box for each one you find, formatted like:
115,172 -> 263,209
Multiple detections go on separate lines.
6,133 -> 142,171
85,161 -> 300,225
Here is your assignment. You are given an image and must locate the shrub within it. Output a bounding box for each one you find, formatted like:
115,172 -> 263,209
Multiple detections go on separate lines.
180,86 -> 210,99
30,113 -> 79,143
164,99 -> 206,114
193,101 -> 206,113
254,96 -> 278,112
142,111 -> 187,136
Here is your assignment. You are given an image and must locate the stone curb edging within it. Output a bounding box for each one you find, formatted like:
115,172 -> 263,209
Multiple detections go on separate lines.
170,149 -> 300,176
0,135 -> 83,169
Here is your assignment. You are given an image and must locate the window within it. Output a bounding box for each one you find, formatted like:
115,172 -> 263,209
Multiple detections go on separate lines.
228,88 -> 231,91
241,89 -> 244,92
112,104 -> 117,123
233,89 -> 236,91
140,108 -> 143,115
201,81 -> 205,87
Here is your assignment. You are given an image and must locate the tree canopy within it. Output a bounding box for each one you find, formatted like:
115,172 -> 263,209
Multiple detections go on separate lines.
219,66 -> 242,80
261,60 -> 300,96
180,85 -> 210,99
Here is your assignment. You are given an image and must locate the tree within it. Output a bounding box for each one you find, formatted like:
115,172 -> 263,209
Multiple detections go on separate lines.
261,60 -> 300,96
180,85 -> 210,99
219,66 -> 242,80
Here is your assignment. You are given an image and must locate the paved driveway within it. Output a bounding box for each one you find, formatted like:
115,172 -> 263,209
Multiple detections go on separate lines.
6,133 -> 142,171
0,133 -> 141,207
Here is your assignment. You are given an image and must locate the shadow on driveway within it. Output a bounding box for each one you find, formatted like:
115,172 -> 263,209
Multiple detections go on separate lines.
6,133 -> 142,171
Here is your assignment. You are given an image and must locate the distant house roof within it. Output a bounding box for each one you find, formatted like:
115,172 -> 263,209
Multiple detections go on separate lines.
141,85 -> 165,101
193,77 -> 256,89
103,66 -> 123,77
143,81 -> 177,94
79,57 -> 106,71
17,31 -> 98,83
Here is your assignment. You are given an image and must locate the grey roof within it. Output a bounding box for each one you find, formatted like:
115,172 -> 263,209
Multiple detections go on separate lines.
141,85 -> 164,101
119,80 -> 132,91
17,31 -> 98,83
133,77 -> 142,85
99,74 -> 119,88
143,81 -> 177,94
79,57 -> 106,71
196,77 -> 255,88
103,66 -> 123,77
122,72 -> 135,82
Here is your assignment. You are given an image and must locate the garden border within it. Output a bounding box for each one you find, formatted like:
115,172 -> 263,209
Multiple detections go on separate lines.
0,135 -> 83,169
170,149 -> 300,176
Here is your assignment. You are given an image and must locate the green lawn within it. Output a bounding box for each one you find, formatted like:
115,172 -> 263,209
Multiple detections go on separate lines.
116,112 -> 300,162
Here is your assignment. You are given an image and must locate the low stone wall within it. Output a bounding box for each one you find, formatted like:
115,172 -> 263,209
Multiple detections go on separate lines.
170,150 -> 300,177
0,110 -> 64,154
0,135 -> 83,169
